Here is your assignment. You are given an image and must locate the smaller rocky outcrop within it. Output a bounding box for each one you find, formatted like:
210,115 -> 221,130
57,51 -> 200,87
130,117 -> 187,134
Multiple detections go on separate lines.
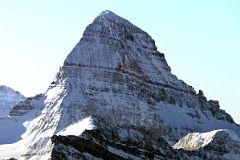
173,129 -> 240,159
197,90 -> 234,123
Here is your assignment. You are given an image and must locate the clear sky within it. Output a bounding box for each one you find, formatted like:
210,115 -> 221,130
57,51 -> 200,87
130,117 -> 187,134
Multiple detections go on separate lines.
0,0 -> 239,123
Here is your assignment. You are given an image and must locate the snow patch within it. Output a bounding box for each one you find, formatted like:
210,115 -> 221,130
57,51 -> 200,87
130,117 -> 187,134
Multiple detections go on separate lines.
57,116 -> 95,136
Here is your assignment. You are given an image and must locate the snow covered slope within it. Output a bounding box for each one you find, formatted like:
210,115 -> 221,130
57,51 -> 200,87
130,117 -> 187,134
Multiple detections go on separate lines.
0,94 -> 43,145
0,85 -> 25,118
173,129 -> 240,150
173,129 -> 240,159
0,10 -> 239,159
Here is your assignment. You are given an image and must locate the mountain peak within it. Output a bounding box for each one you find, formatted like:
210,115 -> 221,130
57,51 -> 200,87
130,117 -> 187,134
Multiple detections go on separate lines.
99,10 -> 118,17
96,10 -> 128,23
63,10 -> 169,72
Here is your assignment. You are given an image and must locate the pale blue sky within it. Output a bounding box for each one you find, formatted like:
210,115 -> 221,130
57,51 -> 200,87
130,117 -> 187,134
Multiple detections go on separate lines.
0,0 -> 239,123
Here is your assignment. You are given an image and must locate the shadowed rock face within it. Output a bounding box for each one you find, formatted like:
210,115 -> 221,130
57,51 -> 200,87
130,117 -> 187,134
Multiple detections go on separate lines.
51,131 -> 179,160
51,116 -> 183,160
4,10 -> 239,160
51,128 -> 240,160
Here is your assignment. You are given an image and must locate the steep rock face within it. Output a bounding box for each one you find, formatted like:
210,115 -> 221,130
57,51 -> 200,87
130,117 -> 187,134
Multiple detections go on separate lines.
54,10 -> 239,139
1,10 -> 240,160
0,85 -> 25,118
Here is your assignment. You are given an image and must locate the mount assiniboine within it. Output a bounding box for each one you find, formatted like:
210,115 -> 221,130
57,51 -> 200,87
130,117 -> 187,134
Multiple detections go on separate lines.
0,10 -> 239,160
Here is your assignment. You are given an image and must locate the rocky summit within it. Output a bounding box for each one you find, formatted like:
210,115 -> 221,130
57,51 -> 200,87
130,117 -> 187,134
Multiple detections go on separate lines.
0,10 -> 239,160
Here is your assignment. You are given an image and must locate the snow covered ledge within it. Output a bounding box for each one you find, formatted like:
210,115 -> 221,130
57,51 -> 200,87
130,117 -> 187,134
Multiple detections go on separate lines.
173,129 -> 240,159
56,116 -> 96,136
